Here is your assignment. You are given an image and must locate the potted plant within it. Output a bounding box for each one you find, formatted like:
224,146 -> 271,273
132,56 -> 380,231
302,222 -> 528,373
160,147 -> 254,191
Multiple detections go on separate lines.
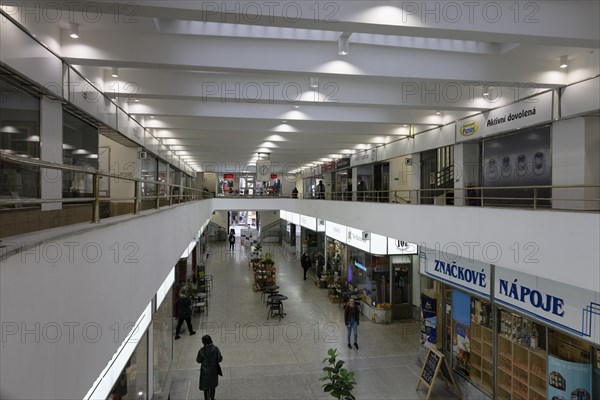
320,348 -> 356,400
260,252 -> 274,267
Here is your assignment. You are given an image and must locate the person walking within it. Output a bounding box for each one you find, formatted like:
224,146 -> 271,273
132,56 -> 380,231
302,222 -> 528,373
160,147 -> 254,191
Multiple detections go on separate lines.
300,252 -> 311,281
228,232 -> 235,251
344,298 -> 360,349
317,180 -> 325,199
196,335 -> 223,400
175,290 -> 196,340
291,187 -> 298,198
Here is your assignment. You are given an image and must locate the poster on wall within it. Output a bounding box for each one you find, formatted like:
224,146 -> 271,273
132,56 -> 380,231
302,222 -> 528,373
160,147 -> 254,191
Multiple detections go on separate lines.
420,294 -> 437,348
452,289 -> 471,377
482,126 -> 551,206
547,355 -> 592,400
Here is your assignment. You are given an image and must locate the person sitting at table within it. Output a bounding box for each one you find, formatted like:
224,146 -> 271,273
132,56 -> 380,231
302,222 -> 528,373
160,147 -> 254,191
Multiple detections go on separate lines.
175,289 -> 196,340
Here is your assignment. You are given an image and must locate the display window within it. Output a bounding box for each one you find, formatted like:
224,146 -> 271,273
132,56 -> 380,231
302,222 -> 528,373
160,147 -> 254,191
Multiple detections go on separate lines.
547,329 -> 594,400
153,287 -> 173,395
107,330 -> 149,400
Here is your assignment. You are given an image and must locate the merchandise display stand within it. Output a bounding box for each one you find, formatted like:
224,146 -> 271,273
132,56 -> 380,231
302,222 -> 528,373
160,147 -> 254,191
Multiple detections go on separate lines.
252,264 -> 276,291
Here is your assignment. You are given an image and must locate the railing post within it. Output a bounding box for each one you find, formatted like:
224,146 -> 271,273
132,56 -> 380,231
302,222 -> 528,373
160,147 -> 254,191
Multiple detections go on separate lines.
480,187 -> 484,207
92,173 -> 100,223
169,186 -> 173,206
134,181 -> 140,214
533,187 -> 538,210
179,184 -> 183,203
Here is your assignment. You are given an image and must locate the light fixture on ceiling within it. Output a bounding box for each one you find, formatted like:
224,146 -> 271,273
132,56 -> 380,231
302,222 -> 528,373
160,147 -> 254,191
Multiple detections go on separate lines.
338,33 -> 351,55
150,116 -> 155,118
111,67 -> 119,78
69,23 -> 79,39
435,111 -> 441,115
310,77 -> 319,88
293,105 -> 300,109
282,120 -> 287,123
559,55 -> 568,68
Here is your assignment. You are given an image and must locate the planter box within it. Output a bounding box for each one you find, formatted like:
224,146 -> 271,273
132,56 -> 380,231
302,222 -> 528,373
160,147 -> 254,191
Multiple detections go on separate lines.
360,302 -> 392,324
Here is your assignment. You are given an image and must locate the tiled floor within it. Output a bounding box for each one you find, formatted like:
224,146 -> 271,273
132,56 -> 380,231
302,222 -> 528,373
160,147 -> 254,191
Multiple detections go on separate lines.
170,241 -> 453,399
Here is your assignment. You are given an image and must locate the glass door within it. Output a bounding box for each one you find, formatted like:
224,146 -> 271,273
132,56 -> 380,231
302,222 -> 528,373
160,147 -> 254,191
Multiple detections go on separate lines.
391,264 -> 412,319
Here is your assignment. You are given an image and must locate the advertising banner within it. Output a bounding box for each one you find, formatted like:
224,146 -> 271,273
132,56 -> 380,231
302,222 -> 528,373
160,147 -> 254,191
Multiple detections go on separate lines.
456,91 -> 553,142
547,355 -> 592,400
495,266 -> 600,346
420,294 -> 437,348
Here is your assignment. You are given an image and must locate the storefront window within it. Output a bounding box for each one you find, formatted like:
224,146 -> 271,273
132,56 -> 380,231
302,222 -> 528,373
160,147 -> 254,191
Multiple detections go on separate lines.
107,330 -> 148,400
496,308 -> 548,400
141,156 -> 157,197
153,287 -> 173,395
158,161 -> 167,197
547,329 -> 593,400
0,79 -> 40,201
62,111 -> 98,197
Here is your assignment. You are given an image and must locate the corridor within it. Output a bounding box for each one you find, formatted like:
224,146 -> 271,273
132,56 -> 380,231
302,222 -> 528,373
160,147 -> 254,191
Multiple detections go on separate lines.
169,241 -> 453,399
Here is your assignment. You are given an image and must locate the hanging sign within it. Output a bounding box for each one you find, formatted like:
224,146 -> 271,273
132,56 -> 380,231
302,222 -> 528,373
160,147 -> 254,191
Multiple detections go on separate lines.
256,160 -> 272,181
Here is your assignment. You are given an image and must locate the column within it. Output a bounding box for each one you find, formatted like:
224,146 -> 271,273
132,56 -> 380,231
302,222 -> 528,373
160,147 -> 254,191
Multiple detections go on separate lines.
40,97 -> 62,211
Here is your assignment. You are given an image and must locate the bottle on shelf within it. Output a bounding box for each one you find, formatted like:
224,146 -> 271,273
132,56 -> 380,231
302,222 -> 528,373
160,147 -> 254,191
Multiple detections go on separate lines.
530,323 -> 538,350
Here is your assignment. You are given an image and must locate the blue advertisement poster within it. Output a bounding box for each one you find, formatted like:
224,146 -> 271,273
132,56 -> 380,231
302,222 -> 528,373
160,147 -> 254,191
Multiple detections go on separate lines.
547,355 -> 592,400
420,294 -> 437,348
452,290 -> 471,375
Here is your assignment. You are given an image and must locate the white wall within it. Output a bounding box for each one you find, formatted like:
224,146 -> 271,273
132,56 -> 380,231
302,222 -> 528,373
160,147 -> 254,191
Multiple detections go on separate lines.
389,155 -> 413,203
1,197 -> 598,398
453,142 -> 480,206
585,116 -> 600,208
0,201 -> 213,399
98,135 -> 139,201
210,210 -> 228,229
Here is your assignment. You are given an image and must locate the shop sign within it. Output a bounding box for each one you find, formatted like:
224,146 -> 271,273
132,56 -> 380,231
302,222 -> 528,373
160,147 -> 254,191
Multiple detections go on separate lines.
299,214 -> 316,231
388,238 -> 418,255
336,158 -> 351,169
420,248 -> 491,297
346,226 -> 370,252
224,173 -> 234,179
456,91 -> 553,142
321,161 -> 335,173
325,221 -> 347,243
316,218 -> 326,232
495,266 -> 600,345
351,149 -> 376,166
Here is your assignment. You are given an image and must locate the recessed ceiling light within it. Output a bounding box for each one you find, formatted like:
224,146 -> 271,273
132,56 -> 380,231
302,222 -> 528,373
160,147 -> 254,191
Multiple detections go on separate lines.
69,23 -> 79,39
111,67 -> 118,78
435,111 -> 441,115
134,99 -> 139,102
293,105 -> 300,109
150,116 -> 155,118
559,55 -> 568,68
282,120 -> 287,123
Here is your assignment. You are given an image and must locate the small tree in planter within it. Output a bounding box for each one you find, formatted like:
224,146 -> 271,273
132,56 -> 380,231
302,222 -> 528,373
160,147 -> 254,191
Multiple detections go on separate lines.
320,348 -> 356,400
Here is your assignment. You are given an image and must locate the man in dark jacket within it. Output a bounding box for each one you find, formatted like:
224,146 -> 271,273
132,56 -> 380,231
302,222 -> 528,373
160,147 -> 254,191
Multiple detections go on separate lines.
175,290 -> 196,339
300,252 -> 311,281
197,335 -> 223,400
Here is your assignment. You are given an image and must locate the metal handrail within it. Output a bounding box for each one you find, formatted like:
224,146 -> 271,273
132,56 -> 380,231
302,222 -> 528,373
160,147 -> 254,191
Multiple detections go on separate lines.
0,151 -> 211,222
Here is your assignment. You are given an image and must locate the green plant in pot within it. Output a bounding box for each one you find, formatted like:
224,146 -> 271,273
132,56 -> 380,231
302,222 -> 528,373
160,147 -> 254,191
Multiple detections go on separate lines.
320,348 -> 356,400
260,252 -> 274,267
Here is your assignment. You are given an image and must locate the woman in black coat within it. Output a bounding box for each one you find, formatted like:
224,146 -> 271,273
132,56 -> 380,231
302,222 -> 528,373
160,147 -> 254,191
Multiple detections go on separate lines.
196,335 -> 223,400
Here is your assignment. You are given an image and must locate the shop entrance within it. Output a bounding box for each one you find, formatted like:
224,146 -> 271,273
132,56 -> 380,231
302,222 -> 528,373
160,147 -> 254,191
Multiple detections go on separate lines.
391,264 -> 412,319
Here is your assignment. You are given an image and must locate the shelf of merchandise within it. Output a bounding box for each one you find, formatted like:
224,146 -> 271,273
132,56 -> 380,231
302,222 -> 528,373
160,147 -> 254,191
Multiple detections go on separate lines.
497,334 -> 547,400
470,322 -> 493,396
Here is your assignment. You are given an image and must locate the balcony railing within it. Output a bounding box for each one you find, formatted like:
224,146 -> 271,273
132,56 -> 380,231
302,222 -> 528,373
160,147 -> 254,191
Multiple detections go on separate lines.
1,151 -> 598,237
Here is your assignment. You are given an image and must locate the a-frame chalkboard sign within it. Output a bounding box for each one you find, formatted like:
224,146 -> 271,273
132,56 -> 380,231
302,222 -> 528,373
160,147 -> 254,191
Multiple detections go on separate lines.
415,348 -> 461,399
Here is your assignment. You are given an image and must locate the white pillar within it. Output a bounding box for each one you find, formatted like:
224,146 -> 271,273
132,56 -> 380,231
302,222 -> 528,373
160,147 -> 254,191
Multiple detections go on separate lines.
552,117 -> 599,210
454,143 -> 480,206
40,97 -> 62,211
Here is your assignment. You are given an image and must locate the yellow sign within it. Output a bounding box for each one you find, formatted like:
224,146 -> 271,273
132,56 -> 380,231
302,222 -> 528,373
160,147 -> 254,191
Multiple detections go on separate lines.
460,121 -> 478,137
